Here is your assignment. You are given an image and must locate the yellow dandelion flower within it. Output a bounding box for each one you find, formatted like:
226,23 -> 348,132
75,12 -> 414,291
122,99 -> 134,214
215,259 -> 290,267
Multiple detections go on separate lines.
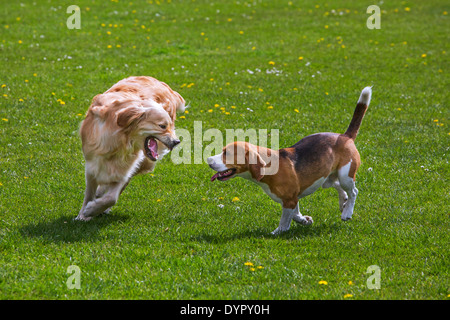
60,101 -> 65,105
258,88 -> 263,92
2,118 -> 8,121
239,30 -> 244,34
421,53 -> 427,58
18,98 -> 24,102
348,281 -> 354,285
344,294 -> 353,298
231,106 -> 236,109
268,106 -> 273,109
404,7 -> 410,12
227,18 -> 232,22
24,79 -> 29,83
116,44 -> 121,48
225,112 -> 230,115
250,268 -> 255,271
200,32 -> 205,36
232,197 -> 240,202
244,262 -> 253,266
318,280 -> 328,285
107,45 -> 112,48
294,109 -> 299,113
443,11 -> 448,15
214,104 -> 219,107
3,94 -> 8,98
1,84 -> 6,88
0,182 -> 3,186
257,266 -> 264,269
210,78 -> 214,81
268,61 -> 275,65
208,109 -> 213,113
324,25 -> 329,29
18,40 -> 23,44
179,115 -> 185,119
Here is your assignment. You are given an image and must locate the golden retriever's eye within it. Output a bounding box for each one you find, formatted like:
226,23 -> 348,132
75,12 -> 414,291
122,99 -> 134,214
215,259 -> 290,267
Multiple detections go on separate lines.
159,124 -> 167,130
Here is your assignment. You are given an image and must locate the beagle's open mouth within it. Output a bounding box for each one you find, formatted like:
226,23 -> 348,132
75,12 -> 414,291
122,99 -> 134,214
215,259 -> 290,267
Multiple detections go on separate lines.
211,168 -> 236,182
144,136 -> 159,161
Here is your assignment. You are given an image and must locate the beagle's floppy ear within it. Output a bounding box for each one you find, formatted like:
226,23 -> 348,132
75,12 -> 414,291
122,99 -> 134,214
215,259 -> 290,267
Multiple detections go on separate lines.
247,148 -> 266,182
116,106 -> 145,128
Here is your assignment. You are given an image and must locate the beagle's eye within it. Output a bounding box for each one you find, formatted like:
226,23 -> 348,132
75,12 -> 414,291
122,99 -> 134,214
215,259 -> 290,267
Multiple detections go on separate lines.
159,124 -> 167,130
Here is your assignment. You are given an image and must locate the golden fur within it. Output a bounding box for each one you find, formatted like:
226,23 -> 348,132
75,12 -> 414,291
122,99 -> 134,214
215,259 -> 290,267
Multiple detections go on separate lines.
76,76 -> 185,221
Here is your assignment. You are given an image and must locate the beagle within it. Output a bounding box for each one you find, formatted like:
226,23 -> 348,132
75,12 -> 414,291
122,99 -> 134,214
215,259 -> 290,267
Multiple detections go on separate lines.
207,87 -> 372,234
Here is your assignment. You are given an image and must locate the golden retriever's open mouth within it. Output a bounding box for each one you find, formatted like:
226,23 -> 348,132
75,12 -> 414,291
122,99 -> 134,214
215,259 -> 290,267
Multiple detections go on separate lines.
144,136 -> 159,161
211,168 -> 236,182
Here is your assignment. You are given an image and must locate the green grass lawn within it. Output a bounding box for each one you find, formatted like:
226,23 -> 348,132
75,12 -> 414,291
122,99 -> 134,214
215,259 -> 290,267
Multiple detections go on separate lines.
0,0 -> 448,300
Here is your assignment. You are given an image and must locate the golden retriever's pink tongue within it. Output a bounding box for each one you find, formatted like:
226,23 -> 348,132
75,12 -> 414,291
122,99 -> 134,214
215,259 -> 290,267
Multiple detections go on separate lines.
148,138 -> 158,159
211,172 -> 220,182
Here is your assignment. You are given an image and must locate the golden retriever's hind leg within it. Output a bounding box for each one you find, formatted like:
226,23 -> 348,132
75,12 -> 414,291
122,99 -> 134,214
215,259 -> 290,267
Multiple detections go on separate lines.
95,185 -> 112,214
79,181 -> 126,220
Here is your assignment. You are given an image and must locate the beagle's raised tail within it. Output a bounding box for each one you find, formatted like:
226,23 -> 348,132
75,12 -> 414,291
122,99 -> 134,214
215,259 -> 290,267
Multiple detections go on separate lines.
344,86 -> 372,140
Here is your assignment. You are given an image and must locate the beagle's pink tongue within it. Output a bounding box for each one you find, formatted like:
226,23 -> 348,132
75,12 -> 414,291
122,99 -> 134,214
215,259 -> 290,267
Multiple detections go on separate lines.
211,172 -> 220,182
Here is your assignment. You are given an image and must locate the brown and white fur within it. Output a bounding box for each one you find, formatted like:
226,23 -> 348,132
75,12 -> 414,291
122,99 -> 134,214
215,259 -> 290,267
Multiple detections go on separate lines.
207,87 -> 372,234
76,76 -> 186,221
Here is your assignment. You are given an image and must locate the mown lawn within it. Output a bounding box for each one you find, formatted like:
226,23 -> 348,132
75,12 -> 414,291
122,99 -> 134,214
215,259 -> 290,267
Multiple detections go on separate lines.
0,0 -> 448,299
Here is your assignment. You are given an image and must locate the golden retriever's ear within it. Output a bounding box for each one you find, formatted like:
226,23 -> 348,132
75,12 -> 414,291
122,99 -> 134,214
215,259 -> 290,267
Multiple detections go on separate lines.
247,149 -> 266,182
116,107 -> 145,128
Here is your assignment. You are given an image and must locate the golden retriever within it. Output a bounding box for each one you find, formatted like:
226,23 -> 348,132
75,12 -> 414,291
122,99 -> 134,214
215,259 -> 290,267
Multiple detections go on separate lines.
76,76 -> 185,221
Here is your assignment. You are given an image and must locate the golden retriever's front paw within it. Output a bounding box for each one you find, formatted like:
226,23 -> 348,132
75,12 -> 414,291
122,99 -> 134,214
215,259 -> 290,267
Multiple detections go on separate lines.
75,213 -> 92,221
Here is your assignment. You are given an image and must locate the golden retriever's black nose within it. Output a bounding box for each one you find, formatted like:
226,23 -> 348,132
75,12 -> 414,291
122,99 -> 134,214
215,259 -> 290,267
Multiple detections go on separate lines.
170,139 -> 181,149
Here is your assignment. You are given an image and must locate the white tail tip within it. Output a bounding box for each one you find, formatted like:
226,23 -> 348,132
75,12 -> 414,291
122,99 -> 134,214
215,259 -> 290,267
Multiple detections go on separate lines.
358,86 -> 372,106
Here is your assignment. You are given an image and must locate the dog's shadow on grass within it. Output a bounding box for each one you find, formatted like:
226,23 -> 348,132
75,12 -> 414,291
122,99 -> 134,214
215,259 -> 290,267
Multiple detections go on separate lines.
192,221 -> 342,244
20,213 -> 130,243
